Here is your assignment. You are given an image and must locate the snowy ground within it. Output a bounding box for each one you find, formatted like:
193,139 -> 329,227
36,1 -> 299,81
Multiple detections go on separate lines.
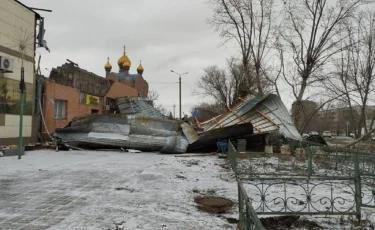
0,150 -> 238,230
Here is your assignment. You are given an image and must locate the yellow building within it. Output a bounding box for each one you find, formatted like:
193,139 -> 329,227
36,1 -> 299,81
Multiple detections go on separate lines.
0,0 -> 41,145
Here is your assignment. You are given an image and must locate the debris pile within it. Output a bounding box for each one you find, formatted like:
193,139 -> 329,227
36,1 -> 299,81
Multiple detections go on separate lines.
53,94 -> 301,154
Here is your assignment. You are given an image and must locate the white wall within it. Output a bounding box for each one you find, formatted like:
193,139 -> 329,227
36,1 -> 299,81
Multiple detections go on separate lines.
0,0 -> 36,139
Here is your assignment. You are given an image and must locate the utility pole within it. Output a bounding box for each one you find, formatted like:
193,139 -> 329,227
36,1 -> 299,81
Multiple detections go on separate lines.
170,70 -> 188,119
172,104 -> 176,118
179,77 -> 181,119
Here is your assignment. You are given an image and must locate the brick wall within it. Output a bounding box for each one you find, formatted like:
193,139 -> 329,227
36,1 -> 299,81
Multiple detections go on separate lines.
135,75 -> 148,97
43,82 -> 104,137
43,80 -> 141,139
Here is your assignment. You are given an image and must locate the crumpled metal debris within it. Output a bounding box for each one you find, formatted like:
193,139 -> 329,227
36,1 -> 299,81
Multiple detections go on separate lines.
54,114 -> 199,154
200,94 -> 302,141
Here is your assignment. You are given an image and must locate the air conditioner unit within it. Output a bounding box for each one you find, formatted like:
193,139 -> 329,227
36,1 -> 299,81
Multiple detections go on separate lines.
0,56 -> 14,73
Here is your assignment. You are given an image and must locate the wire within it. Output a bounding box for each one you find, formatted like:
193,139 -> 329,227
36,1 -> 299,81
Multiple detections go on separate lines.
39,98 -> 53,141
152,82 -> 178,91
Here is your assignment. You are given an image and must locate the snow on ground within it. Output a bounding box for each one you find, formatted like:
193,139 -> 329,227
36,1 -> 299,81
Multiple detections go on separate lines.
0,150 -> 238,230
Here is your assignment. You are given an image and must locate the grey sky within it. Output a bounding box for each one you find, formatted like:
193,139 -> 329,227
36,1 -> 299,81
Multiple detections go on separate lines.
21,0 -> 294,116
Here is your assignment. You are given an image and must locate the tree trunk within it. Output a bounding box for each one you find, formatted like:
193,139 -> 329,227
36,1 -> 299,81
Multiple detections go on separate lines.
345,128 -> 375,148
255,62 -> 263,95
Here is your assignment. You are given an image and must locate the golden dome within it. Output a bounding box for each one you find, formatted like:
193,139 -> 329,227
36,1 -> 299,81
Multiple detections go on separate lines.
104,57 -> 112,70
117,45 -> 131,67
123,59 -> 131,68
137,61 -> 144,72
117,54 -> 126,66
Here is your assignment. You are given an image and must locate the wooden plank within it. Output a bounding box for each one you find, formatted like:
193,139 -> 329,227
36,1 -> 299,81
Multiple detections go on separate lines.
228,108 -> 261,132
214,117 -> 223,128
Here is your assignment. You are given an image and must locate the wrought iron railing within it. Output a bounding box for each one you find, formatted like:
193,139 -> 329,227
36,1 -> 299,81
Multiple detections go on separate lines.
243,178 -> 357,216
226,140 -> 375,224
238,181 -> 265,230
228,141 -> 266,229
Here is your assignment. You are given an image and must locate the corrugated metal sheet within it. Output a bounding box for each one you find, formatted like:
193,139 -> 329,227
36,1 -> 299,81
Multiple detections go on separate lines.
116,97 -> 166,118
200,94 -> 302,141
55,114 -> 194,154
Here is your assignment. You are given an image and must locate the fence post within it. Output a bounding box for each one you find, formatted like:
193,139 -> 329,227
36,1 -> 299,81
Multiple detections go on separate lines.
307,147 -> 312,178
238,182 -> 244,229
354,154 -> 362,221
245,201 -> 251,230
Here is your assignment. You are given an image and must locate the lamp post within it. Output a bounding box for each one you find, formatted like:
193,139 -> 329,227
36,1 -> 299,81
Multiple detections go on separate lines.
170,70 -> 188,119
18,62 -> 25,159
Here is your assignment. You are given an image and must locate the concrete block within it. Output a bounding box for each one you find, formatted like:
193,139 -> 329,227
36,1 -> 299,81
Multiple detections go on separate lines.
280,145 -> 291,155
295,148 -> 305,155
264,145 -> 273,154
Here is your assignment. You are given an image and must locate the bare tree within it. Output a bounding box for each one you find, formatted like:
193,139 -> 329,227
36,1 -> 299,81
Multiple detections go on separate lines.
280,0 -> 367,102
280,0 -> 369,132
196,65 -> 235,109
147,90 -> 159,101
196,58 -> 266,110
327,10 -> 375,137
208,0 -> 275,96
155,104 -> 169,116
190,102 -> 225,122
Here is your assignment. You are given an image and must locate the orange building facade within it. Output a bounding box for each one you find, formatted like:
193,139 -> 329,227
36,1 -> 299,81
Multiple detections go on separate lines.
40,58 -> 142,139
39,47 -> 150,140
42,81 -> 138,138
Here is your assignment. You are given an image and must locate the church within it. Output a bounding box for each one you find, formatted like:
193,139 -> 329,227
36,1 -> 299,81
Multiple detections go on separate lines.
104,46 -> 149,98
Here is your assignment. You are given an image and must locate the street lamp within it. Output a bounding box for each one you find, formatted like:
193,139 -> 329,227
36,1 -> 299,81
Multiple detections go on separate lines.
170,70 -> 188,119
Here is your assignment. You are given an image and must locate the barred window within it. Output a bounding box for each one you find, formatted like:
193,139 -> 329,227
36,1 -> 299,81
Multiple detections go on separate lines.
79,92 -> 86,104
54,99 -> 66,119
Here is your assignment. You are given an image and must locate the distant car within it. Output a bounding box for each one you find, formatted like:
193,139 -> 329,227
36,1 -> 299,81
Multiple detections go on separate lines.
309,131 -> 319,135
322,131 -> 332,138
302,133 -> 309,138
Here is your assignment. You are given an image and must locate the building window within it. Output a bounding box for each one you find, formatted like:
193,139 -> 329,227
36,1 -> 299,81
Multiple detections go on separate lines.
0,78 -> 33,115
54,99 -> 66,119
79,92 -> 86,104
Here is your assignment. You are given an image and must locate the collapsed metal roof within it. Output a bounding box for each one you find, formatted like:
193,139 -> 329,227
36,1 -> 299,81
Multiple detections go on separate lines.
200,94 -> 302,141
116,97 -> 166,118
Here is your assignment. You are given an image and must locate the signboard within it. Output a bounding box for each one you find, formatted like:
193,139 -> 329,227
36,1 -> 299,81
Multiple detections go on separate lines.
85,94 -> 100,106
192,108 -> 199,118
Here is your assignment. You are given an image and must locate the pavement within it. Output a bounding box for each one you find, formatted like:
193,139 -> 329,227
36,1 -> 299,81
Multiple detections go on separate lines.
0,150 -> 237,230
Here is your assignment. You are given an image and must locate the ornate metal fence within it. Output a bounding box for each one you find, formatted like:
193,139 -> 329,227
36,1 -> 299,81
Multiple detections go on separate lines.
227,140 -> 375,228
228,140 -> 266,229
238,181 -> 265,230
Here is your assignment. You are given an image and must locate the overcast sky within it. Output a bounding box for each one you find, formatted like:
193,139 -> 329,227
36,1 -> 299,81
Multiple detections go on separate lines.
21,0 -> 294,116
